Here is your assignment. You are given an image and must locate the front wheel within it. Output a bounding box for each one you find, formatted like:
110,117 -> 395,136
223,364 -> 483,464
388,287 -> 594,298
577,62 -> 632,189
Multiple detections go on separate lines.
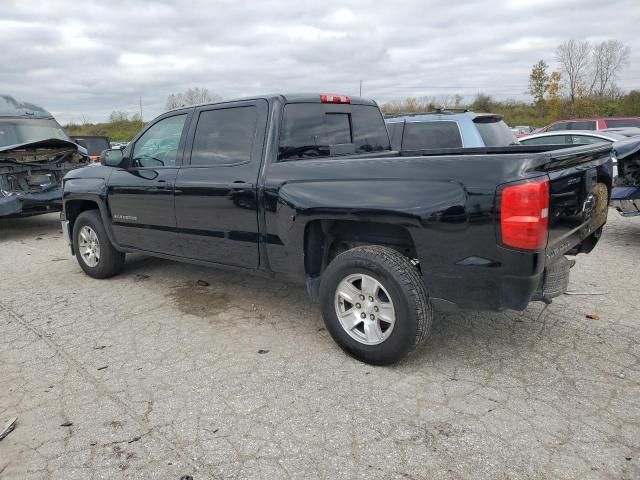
73,210 -> 125,278
319,245 -> 432,365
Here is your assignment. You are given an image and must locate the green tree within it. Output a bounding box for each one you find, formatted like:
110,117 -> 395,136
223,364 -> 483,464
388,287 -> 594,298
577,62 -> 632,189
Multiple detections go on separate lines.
528,60 -> 549,116
620,90 -> 640,116
546,71 -> 563,121
470,94 -> 493,112
109,110 -> 129,123
166,88 -> 221,110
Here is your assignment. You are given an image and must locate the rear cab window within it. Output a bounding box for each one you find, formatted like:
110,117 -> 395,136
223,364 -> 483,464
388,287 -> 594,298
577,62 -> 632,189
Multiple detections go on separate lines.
278,103 -> 390,161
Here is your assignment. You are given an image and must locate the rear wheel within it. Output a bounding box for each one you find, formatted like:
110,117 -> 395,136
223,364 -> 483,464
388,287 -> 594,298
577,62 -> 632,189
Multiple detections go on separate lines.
73,210 -> 125,278
319,245 -> 432,365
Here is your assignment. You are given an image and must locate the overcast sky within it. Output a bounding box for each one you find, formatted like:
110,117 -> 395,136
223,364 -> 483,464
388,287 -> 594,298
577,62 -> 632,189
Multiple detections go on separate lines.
2,0 -> 639,124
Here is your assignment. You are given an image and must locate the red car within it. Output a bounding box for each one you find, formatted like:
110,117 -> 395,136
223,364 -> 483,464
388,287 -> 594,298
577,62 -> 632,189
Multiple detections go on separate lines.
539,117 -> 640,132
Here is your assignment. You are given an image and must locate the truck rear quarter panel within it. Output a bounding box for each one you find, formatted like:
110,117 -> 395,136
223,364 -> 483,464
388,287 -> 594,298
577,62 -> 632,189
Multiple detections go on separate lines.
262,147 -> 610,311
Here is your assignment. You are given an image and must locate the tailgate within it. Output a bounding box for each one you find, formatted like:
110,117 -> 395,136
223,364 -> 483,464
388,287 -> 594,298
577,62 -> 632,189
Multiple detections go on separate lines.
544,144 -> 612,262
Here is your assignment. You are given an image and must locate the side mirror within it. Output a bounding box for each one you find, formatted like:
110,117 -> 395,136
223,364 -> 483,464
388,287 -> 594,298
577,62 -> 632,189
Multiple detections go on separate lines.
100,148 -> 124,167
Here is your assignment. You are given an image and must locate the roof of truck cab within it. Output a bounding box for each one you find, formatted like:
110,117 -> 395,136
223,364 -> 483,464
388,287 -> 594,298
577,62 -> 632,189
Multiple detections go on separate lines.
165,93 -> 377,114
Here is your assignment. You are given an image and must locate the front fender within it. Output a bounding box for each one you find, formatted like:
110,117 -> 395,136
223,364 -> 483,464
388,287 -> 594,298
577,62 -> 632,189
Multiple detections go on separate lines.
63,173 -> 121,250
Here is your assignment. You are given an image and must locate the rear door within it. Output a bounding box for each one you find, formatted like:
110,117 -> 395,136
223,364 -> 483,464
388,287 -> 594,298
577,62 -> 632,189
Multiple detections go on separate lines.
107,112 -> 191,255
174,100 -> 268,267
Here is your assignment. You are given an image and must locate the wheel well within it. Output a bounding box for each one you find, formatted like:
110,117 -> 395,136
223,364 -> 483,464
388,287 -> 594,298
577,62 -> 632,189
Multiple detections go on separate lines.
66,200 -> 100,231
304,220 -> 417,277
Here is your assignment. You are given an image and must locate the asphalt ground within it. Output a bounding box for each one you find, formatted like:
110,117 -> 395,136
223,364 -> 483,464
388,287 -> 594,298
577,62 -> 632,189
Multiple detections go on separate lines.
0,211 -> 638,479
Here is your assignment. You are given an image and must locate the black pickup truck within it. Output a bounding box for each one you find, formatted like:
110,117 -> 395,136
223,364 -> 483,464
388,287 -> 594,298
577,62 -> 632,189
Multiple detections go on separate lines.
61,94 -> 612,365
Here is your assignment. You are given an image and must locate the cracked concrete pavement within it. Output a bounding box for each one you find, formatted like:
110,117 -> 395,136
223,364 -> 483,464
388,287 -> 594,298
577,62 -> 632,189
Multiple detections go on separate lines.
0,212 -> 638,479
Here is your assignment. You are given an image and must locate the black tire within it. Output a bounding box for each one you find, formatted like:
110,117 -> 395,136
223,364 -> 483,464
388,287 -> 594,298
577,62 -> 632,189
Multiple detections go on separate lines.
73,209 -> 125,279
319,245 -> 432,365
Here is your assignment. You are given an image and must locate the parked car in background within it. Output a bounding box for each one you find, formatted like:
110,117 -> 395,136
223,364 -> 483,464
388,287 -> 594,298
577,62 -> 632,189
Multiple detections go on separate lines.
610,137 -> 640,217
519,130 -> 640,217
519,130 -> 629,177
70,135 -> 111,162
385,110 -> 518,151
62,93 -> 611,365
511,125 -> 534,138
110,141 -> 129,150
601,127 -> 640,137
539,117 -> 640,132
518,130 -> 630,146
0,94 -> 88,217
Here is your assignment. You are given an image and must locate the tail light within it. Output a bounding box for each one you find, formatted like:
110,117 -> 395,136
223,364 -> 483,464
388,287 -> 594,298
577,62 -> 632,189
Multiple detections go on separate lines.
320,94 -> 350,104
500,177 -> 549,250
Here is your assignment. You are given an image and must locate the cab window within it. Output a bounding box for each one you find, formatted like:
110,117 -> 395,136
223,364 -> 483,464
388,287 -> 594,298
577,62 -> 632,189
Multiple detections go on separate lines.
190,106 -> 258,166
132,114 -> 187,167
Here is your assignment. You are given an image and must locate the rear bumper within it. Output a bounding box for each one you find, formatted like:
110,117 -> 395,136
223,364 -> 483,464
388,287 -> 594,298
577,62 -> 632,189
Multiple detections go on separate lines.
428,254 -> 574,312
611,186 -> 640,217
0,189 -> 63,217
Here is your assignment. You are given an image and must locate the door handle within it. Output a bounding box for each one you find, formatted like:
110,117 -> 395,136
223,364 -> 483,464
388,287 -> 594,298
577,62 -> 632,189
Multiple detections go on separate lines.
231,181 -> 253,189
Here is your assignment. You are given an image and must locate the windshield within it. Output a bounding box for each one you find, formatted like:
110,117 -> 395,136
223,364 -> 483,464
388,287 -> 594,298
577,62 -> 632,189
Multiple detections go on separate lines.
473,117 -> 518,147
0,118 -> 70,148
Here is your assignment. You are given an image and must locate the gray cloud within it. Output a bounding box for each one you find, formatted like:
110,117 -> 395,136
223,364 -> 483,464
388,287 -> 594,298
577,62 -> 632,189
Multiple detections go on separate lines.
2,0 -> 638,123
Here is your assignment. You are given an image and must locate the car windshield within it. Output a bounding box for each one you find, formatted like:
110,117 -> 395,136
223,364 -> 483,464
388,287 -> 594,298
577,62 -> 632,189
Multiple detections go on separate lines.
0,118 -> 70,148
473,117 -> 518,147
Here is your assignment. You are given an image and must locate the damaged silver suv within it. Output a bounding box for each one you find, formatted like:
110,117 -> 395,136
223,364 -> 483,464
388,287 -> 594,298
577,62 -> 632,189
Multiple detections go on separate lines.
0,94 -> 88,218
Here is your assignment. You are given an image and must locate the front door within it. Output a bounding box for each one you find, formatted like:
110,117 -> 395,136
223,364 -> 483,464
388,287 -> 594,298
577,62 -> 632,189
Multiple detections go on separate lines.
174,100 -> 268,267
107,112 -> 190,255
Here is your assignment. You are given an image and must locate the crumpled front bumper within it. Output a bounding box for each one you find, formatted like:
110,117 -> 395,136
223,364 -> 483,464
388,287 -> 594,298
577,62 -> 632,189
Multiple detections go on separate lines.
0,189 -> 63,217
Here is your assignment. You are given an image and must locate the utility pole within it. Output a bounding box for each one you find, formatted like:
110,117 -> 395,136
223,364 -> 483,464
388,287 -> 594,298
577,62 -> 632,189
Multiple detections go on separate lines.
359,80 -> 362,96
139,96 -> 143,122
